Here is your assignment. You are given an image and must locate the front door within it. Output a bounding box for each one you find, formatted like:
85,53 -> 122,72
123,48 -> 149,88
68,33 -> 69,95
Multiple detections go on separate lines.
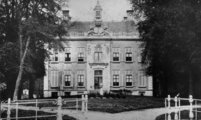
94,70 -> 102,89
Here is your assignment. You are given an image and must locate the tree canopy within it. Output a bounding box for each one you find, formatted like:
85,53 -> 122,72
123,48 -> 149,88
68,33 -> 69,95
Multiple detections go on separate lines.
0,0 -> 72,100
131,0 -> 201,97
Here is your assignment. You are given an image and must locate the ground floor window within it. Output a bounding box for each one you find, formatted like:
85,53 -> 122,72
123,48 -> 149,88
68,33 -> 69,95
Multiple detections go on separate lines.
51,92 -> 58,98
64,75 -> 71,86
78,75 -> 84,86
113,75 -> 119,86
126,75 -> 132,86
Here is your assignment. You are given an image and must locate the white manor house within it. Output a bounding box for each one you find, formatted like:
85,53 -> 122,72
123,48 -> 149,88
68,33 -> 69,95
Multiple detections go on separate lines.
43,1 -> 153,97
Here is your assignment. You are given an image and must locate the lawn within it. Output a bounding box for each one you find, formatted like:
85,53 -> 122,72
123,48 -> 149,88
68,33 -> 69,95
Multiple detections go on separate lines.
87,96 -> 164,113
21,96 -> 165,114
1,109 -> 76,120
155,109 -> 201,120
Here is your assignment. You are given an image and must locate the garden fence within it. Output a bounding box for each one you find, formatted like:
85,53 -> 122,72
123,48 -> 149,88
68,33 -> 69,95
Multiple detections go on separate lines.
0,94 -> 88,120
165,95 -> 201,120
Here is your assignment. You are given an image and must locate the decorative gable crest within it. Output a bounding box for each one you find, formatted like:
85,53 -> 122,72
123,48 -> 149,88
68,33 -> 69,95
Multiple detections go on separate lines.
87,26 -> 110,36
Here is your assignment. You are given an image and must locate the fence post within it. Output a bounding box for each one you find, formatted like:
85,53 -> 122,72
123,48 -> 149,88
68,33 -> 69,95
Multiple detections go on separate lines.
7,98 -> 11,119
36,99 -> 38,120
178,97 -> 180,109
57,96 -> 62,120
82,95 -> 84,112
168,110 -> 171,120
174,110 -> 178,120
189,95 -> 194,119
16,102 -> 18,120
167,95 -> 171,109
85,94 -> 88,111
195,100 -> 197,120
76,98 -> 78,111
174,96 -> 177,108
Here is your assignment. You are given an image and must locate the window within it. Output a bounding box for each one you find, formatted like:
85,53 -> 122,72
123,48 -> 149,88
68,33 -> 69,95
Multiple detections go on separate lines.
51,92 -> 58,98
113,70 -> 120,86
94,46 -> 102,62
125,47 -> 132,61
65,48 -> 71,61
94,70 -> 103,89
77,70 -> 84,86
78,48 -> 85,62
50,71 -> 59,87
52,52 -> 58,61
126,70 -> 132,86
139,71 -> 147,87
64,75 -> 71,86
113,48 -> 120,61
137,49 -> 142,63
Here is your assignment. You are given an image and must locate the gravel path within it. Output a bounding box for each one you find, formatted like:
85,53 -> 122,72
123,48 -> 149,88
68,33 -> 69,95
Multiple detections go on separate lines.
2,105 -> 201,120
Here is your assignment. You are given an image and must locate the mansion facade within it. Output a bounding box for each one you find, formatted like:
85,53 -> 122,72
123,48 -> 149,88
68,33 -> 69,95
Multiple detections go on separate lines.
43,1 -> 153,97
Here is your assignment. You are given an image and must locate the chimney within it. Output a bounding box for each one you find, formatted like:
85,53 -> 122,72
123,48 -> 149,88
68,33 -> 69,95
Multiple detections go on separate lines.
62,10 -> 70,21
126,10 -> 133,20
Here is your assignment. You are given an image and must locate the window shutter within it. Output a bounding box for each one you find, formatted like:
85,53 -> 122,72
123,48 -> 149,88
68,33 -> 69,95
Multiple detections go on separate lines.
137,73 -> 140,87
133,71 -> 135,86
121,74 -> 124,86
55,71 -> 58,87
123,71 -> 126,86
132,48 -> 135,62
51,71 -> 54,87
62,71 -> 64,88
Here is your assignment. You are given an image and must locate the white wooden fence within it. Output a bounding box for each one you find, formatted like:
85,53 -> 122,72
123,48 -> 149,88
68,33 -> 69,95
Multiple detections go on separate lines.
0,94 -> 88,120
165,95 -> 201,120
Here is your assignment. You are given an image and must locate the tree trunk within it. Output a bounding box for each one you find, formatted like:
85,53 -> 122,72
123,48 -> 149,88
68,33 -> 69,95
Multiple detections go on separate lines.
29,75 -> 35,99
189,68 -> 193,96
13,36 -> 30,100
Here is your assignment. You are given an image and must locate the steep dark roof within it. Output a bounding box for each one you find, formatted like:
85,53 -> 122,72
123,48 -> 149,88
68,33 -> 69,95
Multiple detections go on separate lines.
69,21 -> 137,33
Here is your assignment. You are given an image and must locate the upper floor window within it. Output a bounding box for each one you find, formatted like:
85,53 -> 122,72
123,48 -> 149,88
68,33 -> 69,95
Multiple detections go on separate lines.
78,47 -> 85,62
64,71 -> 71,86
126,70 -> 132,86
65,48 -> 71,61
54,52 -> 58,61
94,46 -> 102,62
50,71 -> 59,87
77,70 -> 84,86
137,49 -> 142,63
113,48 -> 120,62
113,70 -> 120,86
125,47 -> 132,62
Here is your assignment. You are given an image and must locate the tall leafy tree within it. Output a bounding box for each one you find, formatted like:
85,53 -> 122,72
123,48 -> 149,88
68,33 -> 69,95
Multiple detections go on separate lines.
0,0 -> 71,100
130,0 -> 201,97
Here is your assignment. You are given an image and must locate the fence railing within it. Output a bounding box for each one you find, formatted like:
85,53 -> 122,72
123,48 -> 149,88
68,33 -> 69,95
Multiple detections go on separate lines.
0,94 -> 88,120
164,95 -> 201,120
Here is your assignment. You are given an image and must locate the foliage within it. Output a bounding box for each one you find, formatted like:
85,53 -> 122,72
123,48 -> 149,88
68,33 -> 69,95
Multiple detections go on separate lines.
0,0 -> 77,99
130,0 -> 201,97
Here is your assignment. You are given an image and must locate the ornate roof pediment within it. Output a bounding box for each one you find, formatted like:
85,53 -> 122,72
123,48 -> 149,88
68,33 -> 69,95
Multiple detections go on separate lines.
87,26 -> 109,37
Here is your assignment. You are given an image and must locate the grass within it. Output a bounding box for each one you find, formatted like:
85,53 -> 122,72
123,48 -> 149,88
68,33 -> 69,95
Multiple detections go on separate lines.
155,108 -> 201,120
1,109 -> 76,120
87,96 -> 164,113
19,96 -> 165,113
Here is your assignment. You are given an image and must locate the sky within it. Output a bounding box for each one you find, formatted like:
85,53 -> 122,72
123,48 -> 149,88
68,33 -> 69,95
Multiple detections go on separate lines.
66,0 -> 132,22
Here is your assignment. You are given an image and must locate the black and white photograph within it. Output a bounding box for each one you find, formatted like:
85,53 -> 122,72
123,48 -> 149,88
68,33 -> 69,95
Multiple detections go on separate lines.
0,0 -> 201,119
